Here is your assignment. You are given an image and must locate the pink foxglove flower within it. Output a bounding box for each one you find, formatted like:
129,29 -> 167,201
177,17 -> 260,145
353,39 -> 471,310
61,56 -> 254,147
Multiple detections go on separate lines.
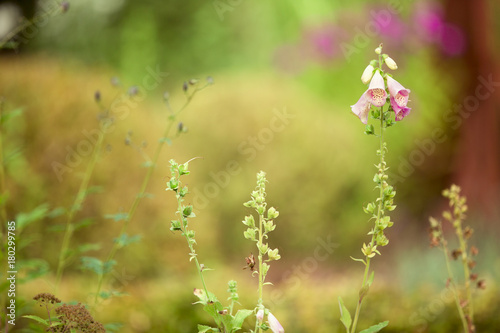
366,71 -> 387,107
386,76 -> 411,120
386,76 -> 410,108
351,91 -> 371,124
268,312 -> 284,333
391,96 -> 411,121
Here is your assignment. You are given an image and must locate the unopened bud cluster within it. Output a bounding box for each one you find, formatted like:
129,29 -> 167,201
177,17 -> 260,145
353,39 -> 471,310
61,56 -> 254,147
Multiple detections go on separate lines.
166,160 -> 197,255
429,185 -> 485,290
243,171 -> 281,276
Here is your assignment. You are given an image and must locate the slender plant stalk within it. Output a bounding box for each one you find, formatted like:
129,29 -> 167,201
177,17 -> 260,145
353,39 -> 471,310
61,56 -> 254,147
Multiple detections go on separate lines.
257,213 -> 264,333
55,124 -> 107,290
440,223 -> 469,333
94,84 -> 209,305
351,108 -> 385,333
456,223 -> 473,325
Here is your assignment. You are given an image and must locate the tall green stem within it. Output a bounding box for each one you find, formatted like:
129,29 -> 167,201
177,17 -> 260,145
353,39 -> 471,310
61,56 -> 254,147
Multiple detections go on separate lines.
350,108 -> 385,333
258,213 -> 264,333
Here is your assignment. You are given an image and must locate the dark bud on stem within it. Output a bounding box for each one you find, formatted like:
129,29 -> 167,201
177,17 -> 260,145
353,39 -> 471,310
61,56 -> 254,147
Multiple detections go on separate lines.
182,81 -> 188,92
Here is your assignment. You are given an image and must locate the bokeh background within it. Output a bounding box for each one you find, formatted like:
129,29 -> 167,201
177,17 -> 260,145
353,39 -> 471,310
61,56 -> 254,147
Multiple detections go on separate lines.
1,0 -> 499,332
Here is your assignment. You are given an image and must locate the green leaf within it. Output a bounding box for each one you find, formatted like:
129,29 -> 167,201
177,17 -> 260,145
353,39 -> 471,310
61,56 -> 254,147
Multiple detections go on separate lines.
74,218 -> 94,231
338,296 -> 352,331
197,324 -> 219,333
23,315 -> 49,326
114,233 -> 141,247
18,259 -> 50,283
1,107 -> 23,124
76,243 -> 101,254
16,204 -> 49,229
232,309 -> 253,331
104,322 -> 123,332
159,137 -> 172,145
81,257 -> 116,275
99,290 -> 128,300
359,321 -> 389,333
367,271 -> 375,287
350,256 -> 367,266
104,212 -> 129,222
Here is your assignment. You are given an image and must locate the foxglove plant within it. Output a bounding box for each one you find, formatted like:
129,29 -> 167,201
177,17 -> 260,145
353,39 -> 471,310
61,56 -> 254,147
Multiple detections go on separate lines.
339,44 -> 411,333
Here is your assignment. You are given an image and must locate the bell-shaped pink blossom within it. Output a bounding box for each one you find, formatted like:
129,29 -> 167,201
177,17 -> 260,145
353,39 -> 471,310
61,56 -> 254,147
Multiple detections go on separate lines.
390,96 -> 411,121
268,312 -> 284,333
350,90 -> 371,124
366,71 -> 387,107
386,76 -> 410,108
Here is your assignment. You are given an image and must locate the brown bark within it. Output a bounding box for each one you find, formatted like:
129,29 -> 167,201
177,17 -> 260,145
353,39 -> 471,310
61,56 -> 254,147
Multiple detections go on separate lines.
444,0 -> 500,219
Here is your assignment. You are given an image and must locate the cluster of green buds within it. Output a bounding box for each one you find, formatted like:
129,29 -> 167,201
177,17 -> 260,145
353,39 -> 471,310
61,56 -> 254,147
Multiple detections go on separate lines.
166,159 -> 197,260
362,142 -> 397,257
242,171 -> 282,333
243,172 -> 281,278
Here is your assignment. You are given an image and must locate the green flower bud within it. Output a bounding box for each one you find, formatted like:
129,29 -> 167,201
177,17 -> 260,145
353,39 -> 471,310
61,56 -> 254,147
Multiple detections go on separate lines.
243,215 -> 255,227
167,178 -> 179,191
170,220 -> 181,231
183,205 -> 193,217
258,242 -> 269,254
267,248 -> 281,261
267,207 -> 279,219
244,228 -> 257,241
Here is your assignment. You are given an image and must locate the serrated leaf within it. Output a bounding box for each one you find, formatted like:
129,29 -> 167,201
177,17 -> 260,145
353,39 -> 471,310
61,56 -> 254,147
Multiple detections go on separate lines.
23,315 -> 49,326
338,296 -> 352,331
359,321 -> 389,333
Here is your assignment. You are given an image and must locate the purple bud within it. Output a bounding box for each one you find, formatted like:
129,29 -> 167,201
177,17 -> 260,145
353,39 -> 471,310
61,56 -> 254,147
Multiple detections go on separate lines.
206,76 -> 214,85
182,81 -> 188,92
